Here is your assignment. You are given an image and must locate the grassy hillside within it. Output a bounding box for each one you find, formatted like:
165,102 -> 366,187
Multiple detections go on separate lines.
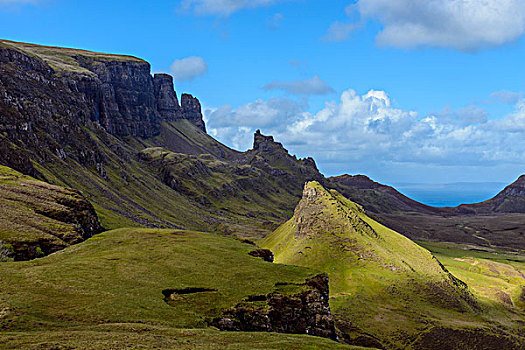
0,227 -> 369,349
0,165 -> 101,260
260,181 -> 524,349
418,241 -> 525,310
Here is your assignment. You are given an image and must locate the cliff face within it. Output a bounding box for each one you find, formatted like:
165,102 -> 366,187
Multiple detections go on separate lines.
0,40 -> 206,162
71,57 -> 161,138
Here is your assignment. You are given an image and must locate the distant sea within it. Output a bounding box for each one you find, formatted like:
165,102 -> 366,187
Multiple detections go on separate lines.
392,182 -> 508,207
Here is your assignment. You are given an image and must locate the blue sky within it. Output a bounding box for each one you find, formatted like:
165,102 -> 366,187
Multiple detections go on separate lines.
2,0 -> 525,189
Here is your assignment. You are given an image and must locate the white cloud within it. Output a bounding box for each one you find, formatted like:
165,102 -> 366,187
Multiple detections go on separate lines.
170,56 -> 208,81
263,75 -> 335,95
206,89 -> 525,181
179,0 -> 281,16
332,0 -> 525,51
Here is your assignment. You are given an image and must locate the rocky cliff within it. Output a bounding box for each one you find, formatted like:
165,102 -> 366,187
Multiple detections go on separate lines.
0,40 -> 325,239
0,39 -> 206,172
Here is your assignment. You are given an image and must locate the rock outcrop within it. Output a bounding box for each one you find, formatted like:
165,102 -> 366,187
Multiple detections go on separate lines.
212,274 -> 337,341
248,249 -> 274,262
248,130 -> 322,180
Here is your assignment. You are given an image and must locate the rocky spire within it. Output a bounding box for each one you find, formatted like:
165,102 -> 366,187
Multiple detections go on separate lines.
153,74 -> 182,120
181,93 -> 206,133
153,74 -> 207,133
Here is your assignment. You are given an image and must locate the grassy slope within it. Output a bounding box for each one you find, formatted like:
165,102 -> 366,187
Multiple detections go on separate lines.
31,122 -> 221,231
0,39 -> 145,75
0,227 -> 368,349
260,182 -> 524,349
418,241 -> 525,310
0,165 -> 99,259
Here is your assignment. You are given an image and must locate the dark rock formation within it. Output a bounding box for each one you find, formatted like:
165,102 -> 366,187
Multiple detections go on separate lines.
153,73 -> 182,120
247,130 -> 323,184
72,57 -> 161,138
248,249 -> 274,262
212,274 -> 337,341
181,93 -> 206,132
253,129 -> 282,152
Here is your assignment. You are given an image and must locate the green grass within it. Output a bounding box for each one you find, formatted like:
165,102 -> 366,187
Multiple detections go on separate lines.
0,39 -> 145,74
0,227 -> 368,349
0,327 -> 365,350
260,181 -> 525,349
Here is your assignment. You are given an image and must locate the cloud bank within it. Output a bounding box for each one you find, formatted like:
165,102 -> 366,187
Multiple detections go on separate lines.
206,88 -> 525,180
170,56 -> 208,81
329,0 -> 525,51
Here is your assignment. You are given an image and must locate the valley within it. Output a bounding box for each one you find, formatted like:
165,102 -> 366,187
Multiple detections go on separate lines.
0,39 -> 523,349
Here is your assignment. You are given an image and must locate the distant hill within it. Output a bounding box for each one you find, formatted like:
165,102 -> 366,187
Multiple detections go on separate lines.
329,175 -> 525,252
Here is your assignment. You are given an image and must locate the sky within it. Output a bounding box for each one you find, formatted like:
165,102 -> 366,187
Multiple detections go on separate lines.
1,0 -> 525,192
